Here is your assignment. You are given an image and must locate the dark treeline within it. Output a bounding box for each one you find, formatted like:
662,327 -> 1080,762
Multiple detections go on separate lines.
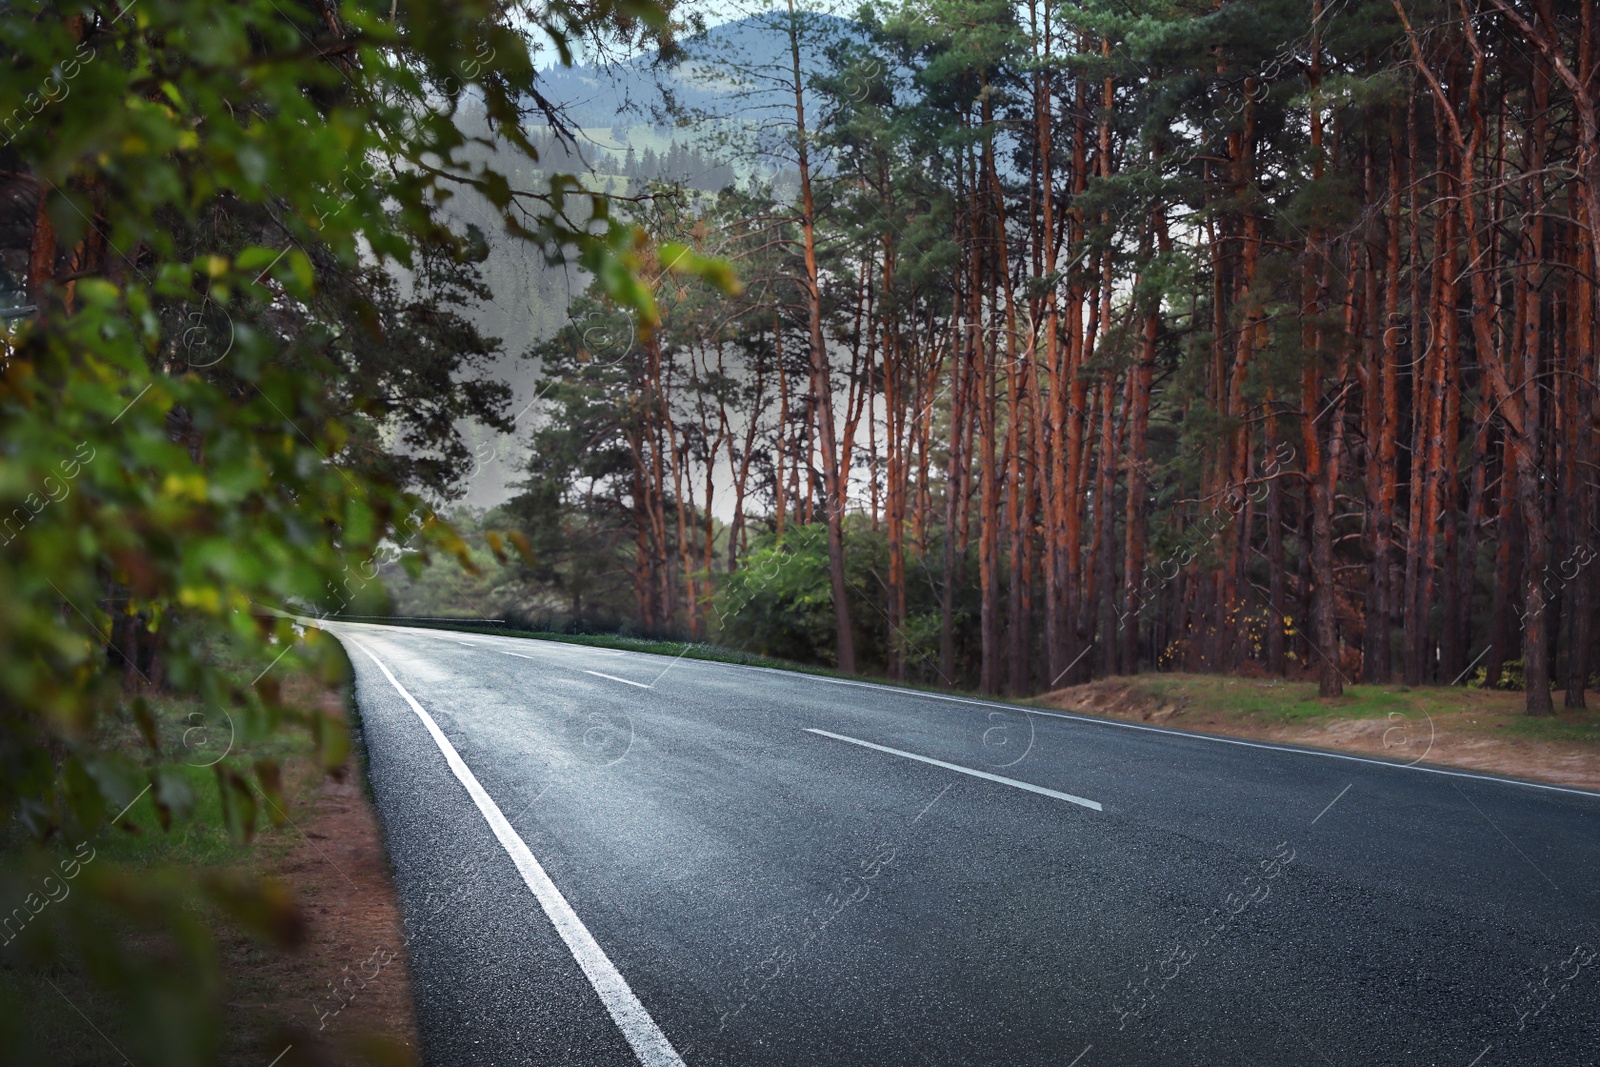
523,127 -> 738,190
510,0 -> 1599,715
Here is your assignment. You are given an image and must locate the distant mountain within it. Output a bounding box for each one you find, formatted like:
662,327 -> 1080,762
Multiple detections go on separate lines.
533,12 -> 858,128
442,14 -> 860,510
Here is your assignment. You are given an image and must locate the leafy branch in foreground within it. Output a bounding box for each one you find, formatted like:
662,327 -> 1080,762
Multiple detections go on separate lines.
0,0 -> 728,1061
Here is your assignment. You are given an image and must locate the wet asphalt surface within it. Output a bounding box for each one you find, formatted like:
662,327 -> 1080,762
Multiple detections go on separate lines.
323,621 -> 1600,1066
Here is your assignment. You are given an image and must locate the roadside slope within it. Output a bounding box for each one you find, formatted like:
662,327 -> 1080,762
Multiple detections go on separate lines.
1039,674 -> 1600,792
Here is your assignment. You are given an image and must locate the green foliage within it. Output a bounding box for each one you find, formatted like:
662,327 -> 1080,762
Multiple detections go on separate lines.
714,525 -> 839,662
0,626 -> 333,1064
0,0 -> 706,1060
711,521 -> 975,683
1470,659 -> 1526,691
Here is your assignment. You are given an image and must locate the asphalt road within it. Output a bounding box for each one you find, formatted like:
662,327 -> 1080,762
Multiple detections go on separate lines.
317,620 -> 1600,1066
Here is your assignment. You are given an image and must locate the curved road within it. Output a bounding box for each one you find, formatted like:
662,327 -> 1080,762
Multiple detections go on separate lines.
317,620 -> 1600,1066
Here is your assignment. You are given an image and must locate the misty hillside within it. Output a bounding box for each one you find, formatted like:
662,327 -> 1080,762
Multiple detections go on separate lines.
533,12 -> 856,127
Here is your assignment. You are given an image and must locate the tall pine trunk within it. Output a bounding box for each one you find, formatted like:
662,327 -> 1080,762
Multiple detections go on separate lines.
787,0 -> 855,672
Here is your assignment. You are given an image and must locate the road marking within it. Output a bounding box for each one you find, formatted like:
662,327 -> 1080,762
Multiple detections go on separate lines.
316,621 -> 1600,801
807,728 -> 1102,811
497,651 -> 535,659
796,675 -> 1600,800
348,639 -> 685,1067
585,670 -> 652,689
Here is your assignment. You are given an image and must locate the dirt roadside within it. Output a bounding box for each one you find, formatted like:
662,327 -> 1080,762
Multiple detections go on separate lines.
210,654 -> 422,1067
1036,675 -> 1600,793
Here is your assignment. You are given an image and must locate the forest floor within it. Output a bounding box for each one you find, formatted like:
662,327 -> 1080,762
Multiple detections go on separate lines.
1036,674 -> 1600,792
0,632 -> 419,1066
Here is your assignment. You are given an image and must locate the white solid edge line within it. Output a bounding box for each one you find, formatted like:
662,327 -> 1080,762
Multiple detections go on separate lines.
584,670 -> 653,689
807,727 -> 1102,812
347,638 -> 685,1067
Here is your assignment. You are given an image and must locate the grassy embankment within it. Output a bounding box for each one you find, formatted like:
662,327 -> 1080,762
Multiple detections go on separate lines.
1073,673 -> 1600,745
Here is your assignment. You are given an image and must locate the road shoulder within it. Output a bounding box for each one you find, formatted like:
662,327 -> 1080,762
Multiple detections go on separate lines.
1038,674 -> 1600,793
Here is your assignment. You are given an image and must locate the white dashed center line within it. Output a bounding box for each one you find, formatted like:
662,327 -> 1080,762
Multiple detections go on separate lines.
807,728 -> 1102,811
583,670 -> 653,689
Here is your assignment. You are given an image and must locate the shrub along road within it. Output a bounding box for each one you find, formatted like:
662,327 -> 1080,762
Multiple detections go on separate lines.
316,620 -> 1600,1066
